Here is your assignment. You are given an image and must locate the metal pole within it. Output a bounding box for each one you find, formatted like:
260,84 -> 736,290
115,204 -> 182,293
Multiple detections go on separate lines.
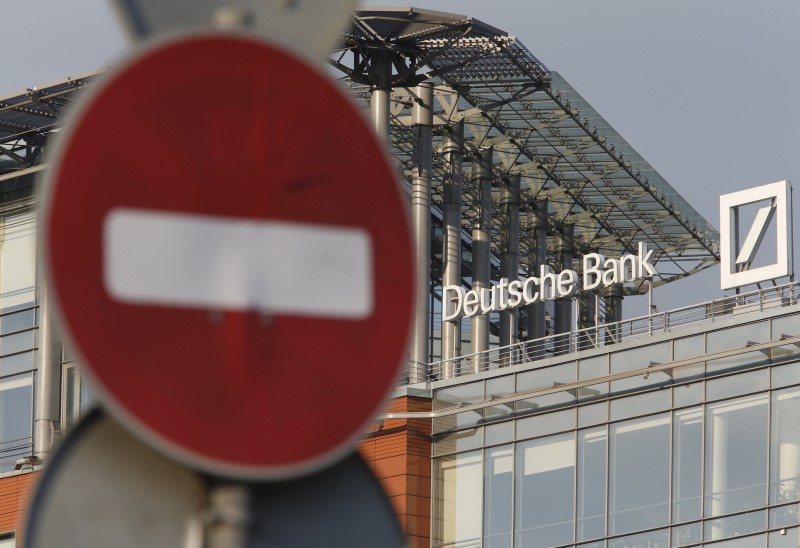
526,199 -> 548,359
408,83 -> 433,383
553,225 -> 574,355
369,50 -> 391,143
206,483 -> 250,548
499,173 -> 520,366
441,121 -> 463,378
578,276 -> 597,350
34,276 -> 61,463
602,283 -> 624,344
470,148 -> 493,371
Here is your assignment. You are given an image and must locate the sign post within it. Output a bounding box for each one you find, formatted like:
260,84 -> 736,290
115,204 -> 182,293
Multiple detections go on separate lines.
41,33 -> 414,479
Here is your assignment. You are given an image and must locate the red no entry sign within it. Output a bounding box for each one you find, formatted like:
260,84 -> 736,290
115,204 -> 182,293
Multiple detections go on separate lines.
42,33 -> 413,478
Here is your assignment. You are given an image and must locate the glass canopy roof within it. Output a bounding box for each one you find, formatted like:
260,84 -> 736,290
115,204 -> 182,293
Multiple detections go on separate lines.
333,7 -> 720,291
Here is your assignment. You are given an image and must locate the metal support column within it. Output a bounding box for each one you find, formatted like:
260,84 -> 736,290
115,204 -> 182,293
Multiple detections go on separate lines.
578,275 -> 597,350
553,225 -> 574,355
34,278 -> 61,462
602,283 -> 624,344
471,147 -> 493,371
408,83 -> 433,383
369,50 -> 391,142
499,173 -> 520,366
441,121 -> 463,379
526,199 -> 548,359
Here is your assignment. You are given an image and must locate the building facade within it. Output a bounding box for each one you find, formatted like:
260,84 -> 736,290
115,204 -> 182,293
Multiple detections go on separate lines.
427,287 -> 800,547
0,7 -> 796,548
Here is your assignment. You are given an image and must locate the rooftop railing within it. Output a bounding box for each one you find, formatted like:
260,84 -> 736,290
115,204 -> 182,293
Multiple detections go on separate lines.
403,282 -> 800,385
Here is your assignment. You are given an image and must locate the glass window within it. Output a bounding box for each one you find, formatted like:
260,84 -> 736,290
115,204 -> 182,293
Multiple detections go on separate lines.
704,510 -> 766,542
577,426 -> 607,541
434,451 -> 483,548
485,377 -> 515,423
705,395 -> 769,518
673,382 -> 703,407
609,414 -> 670,535
514,363 -> 577,413
770,388 -> 800,510
0,373 -> 33,473
516,433 -> 575,548
709,533 -> 765,547
673,335 -> 705,381
772,362 -> 800,388
0,308 -> 34,335
770,504 -> 800,529
0,331 -> 33,357
608,528 -> 668,548
578,402 -> 607,428
579,355 -> 608,380
516,409 -> 576,440
674,334 -> 706,361
434,382 -> 484,431
673,408 -> 703,523
706,322 -> 769,373
768,526 -> 799,548
433,427 -> 484,456
610,342 -> 671,374
609,389 -> 670,421
0,350 -> 34,377
671,523 -> 701,547
706,369 -> 769,401
485,421 -> 513,446
0,210 -> 36,313
484,446 -> 513,548
486,375 -> 515,399
771,316 -> 800,363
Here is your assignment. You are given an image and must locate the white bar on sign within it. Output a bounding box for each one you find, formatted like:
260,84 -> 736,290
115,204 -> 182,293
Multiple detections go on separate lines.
103,208 -> 374,319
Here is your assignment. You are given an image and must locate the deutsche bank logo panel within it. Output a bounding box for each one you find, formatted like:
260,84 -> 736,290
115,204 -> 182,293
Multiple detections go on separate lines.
719,180 -> 793,290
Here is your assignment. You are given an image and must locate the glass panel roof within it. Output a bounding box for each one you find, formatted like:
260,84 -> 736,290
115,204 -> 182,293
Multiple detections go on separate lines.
334,7 -> 720,291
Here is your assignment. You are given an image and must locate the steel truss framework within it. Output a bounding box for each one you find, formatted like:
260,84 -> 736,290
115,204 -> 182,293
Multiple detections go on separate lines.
332,8 -> 719,294
0,8 -> 718,296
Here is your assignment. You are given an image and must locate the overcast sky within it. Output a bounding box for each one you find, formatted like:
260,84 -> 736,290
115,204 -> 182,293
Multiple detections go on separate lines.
2,0 -> 798,315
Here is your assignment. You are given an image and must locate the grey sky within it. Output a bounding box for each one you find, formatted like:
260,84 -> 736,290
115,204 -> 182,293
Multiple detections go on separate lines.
2,0 -> 798,315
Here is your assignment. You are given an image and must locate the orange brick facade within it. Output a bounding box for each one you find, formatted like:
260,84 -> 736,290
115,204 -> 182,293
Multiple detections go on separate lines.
0,471 -> 37,546
1,397 -> 431,547
359,395 -> 433,548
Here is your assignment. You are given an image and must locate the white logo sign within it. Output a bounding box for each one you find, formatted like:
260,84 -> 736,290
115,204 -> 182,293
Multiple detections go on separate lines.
719,180 -> 793,290
443,242 -> 656,321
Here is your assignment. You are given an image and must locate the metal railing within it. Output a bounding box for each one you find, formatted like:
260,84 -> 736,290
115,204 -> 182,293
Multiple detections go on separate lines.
0,434 -> 34,473
402,282 -> 800,385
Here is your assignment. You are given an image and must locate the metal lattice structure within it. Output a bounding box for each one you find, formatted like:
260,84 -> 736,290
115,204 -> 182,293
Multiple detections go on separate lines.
332,8 -> 719,293
0,72 -> 100,204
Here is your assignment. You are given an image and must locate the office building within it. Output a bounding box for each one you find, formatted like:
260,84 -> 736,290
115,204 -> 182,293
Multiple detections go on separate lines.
1,7 -> 798,548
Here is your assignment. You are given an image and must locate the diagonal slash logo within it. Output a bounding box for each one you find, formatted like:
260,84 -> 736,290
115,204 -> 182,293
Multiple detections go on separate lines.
719,180 -> 793,290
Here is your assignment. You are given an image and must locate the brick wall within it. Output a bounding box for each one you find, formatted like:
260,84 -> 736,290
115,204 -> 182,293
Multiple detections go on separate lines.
0,471 -> 38,546
359,395 -> 432,548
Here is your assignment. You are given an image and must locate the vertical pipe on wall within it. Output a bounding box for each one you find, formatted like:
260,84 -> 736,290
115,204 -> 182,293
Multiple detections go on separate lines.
499,173 -> 520,366
369,51 -> 392,143
578,281 -> 597,350
602,283 -> 624,344
553,225 -> 574,355
470,147 -> 493,371
408,82 -> 434,383
441,121 -> 464,379
34,278 -> 61,462
526,199 -> 548,360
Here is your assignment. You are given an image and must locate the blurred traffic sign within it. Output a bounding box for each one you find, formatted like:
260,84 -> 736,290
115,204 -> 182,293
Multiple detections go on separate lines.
41,32 -> 414,479
110,0 -> 357,60
26,410 -> 405,547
